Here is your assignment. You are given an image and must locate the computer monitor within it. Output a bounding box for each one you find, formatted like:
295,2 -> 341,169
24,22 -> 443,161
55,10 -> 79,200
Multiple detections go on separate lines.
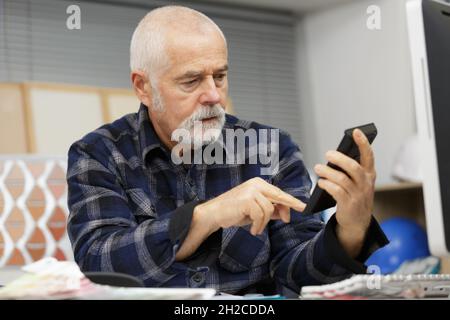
406,0 -> 450,256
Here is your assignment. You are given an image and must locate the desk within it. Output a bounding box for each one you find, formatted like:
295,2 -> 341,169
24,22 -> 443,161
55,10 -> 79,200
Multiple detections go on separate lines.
0,266 -> 24,287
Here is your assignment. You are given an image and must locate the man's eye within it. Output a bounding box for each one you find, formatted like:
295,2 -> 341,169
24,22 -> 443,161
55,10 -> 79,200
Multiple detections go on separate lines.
214,74 -> 226,81
183,79 -> 198,86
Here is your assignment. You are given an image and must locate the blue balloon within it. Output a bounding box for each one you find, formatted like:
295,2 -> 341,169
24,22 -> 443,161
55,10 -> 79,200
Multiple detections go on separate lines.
366,217 -> 430,274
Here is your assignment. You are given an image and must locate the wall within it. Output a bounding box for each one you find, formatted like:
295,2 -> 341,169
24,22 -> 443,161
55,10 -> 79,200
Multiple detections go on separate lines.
295,0 -> 416,185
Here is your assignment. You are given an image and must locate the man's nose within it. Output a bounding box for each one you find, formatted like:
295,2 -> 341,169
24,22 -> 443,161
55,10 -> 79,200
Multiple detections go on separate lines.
199,76 -> 221,105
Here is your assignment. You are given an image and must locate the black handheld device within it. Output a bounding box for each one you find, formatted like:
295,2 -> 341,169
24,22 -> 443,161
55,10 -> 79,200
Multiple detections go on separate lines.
303,123 -> 378,215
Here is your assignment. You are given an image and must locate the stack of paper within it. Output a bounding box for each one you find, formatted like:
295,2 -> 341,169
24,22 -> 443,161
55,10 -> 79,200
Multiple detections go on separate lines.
0,257 -> 216,300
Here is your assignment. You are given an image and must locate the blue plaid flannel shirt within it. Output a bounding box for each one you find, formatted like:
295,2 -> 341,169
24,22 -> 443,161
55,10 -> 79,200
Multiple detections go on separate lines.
67,104 -> 387,294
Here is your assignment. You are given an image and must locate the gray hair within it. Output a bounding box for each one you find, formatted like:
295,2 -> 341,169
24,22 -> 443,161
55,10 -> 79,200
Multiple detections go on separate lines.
129,5 -> 227,87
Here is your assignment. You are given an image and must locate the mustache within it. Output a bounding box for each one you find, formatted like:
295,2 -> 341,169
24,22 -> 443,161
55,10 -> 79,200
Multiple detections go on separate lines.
182,104 -> 225,128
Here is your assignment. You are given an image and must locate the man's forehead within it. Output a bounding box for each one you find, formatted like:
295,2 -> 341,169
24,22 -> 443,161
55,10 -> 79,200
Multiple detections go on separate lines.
165,29 -> 226,55
162,30 -> 227,75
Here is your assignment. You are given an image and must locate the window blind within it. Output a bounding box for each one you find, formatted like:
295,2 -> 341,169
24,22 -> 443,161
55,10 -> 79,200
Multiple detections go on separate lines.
0,0 -> 302,144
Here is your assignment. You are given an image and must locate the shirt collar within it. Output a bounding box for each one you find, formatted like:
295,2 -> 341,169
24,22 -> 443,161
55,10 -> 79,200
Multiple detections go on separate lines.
137,103 -> 169,163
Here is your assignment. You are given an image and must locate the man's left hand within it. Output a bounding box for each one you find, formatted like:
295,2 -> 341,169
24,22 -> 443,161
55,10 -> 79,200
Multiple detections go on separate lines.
313,128 -> 376,258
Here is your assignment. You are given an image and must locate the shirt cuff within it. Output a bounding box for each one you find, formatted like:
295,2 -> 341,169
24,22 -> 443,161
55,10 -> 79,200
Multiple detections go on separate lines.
168,200 -> 203,246
323,213 -> 389,274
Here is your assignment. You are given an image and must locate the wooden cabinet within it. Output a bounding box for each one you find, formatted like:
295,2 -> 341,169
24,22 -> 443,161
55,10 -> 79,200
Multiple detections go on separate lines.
374,182 -> 425,227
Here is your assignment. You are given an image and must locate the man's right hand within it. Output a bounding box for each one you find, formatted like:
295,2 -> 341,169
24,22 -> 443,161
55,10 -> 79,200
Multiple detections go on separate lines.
194,177 -> 306,236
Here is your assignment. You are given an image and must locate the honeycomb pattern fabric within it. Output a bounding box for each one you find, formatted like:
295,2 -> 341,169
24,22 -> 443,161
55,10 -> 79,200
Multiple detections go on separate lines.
0,157 -> 73,267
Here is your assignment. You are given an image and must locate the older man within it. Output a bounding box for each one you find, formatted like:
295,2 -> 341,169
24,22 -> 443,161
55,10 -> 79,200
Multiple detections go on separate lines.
67,6 -> 388,295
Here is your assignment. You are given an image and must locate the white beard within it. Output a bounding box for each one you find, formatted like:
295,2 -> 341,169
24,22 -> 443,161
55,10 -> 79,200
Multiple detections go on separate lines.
176,104 -> 226,149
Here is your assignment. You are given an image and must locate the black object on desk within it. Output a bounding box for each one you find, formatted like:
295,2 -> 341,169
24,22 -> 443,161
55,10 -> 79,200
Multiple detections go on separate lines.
84,272 -> 144,288
303,123 -> 378,215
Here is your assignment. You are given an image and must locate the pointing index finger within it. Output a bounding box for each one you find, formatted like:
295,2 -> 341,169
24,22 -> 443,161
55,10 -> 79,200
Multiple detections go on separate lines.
259,182 -> 305,212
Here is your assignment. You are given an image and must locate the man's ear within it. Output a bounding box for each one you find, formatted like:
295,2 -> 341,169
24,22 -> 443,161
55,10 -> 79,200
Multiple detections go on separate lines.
131,71 -> 152,107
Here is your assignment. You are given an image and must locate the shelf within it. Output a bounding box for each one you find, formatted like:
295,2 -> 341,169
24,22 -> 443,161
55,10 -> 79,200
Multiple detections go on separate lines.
375,182 -> 422,193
